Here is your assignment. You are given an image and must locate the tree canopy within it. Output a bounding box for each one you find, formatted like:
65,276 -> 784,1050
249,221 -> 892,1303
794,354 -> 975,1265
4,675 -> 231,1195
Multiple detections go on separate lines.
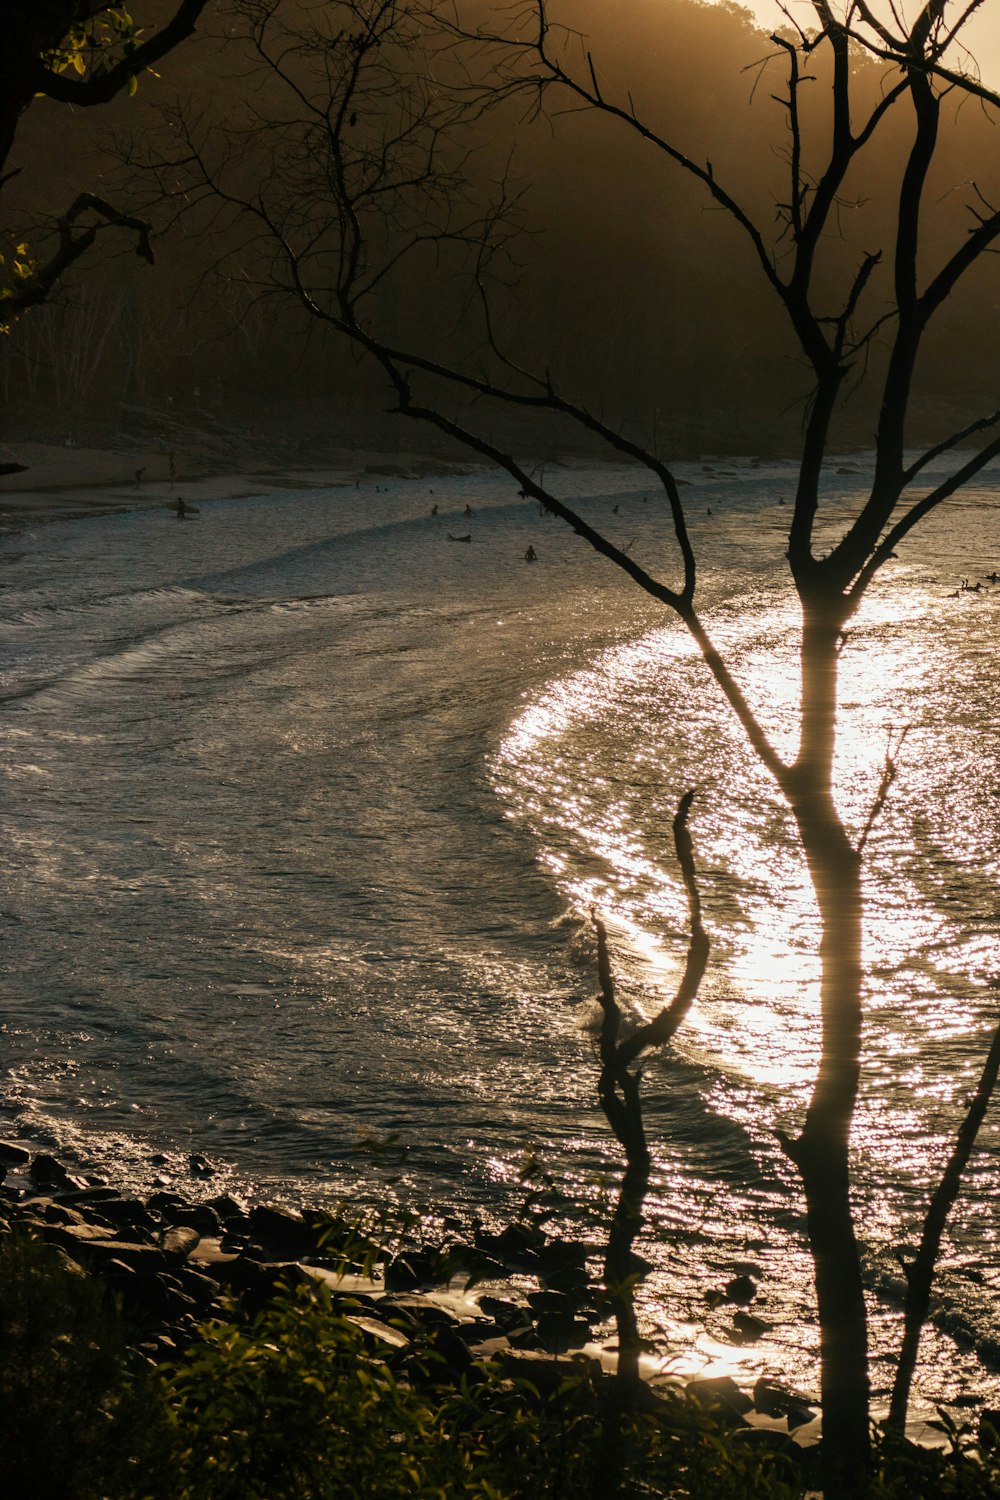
1,2 -> 210,321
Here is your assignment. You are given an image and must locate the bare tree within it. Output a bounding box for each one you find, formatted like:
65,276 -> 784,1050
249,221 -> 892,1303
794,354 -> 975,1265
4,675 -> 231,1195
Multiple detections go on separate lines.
146,2 -> 1000,1492
592,790 -> 709,1386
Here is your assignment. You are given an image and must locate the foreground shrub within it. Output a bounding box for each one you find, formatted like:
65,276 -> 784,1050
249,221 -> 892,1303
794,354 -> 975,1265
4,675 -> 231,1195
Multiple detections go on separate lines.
2,1228 -> 998,1498
147,1280 -> 801,1499
0,1224 -> 162,1500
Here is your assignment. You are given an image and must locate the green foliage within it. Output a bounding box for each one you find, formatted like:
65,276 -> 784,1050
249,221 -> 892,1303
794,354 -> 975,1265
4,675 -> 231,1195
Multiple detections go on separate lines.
148,1279 -> 803,1499
2,1225 -> 997,1499
0,1224 -> 163,1500
869,1416 -> 1000,1500
0,242 -> 38,329
42,8 -> 144,87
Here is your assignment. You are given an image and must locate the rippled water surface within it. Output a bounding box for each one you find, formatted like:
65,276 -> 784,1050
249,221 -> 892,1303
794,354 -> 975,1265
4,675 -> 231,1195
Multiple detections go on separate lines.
2,456 -> 998,1409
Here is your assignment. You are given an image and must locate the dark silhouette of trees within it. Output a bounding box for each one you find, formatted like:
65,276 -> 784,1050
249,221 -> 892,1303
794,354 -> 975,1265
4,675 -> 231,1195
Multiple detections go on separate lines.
144,2 -> 1000,1493
592,790 -> 708,1387
1,2 -> 210,320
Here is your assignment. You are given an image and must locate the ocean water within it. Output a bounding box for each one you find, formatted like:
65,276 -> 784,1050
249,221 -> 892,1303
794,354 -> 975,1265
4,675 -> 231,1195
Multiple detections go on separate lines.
2,455 -> 998,1410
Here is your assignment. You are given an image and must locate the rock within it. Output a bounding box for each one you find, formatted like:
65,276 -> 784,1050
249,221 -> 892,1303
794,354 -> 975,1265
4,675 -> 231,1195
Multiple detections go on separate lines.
149,1194 -> 221,1236
450,1248 -> 508,1285
475,1221 -> 546,1269
29,1154 -> 86,1190
206,1193 -> 248,1224
384,1250 -> 447,1290
687,1376 -> 754,1423
45,1245 -> 88,1279
534,1312 -> 592,1353
52,1185 -> 124,1207
407,1322 -> 474,1384
724,1274 -> 758,1305
88,1197 -> 160,1237
378,1295 -> 459,1329
212,1254 -> 267,1297
214,1256 -> 313,1314
103,1265 -> 176,1322
161,1225 -> 201,1260
188,1153 -> 216,1178
488,1349 -> 603,1397
732,1310 -> 770,1342
42,1226 -> 169,1274
0,1141 -> 30,1166
28,1200 -> 91,1229
536,1238 -> 591,1293
752,1377 -> 816,1428
173,1264 -> 223,1309
453,1317 -> 501,1346
345,1314 -> 411,1353
507,1323 -> 543,1350
248,1204 -> 320,1256
38,1219 -> 117,1244
478,1295 -> 532,1334
731,1424 -> 805,1467
527,1290 -> 574,1314
147,1191 -> 187,1213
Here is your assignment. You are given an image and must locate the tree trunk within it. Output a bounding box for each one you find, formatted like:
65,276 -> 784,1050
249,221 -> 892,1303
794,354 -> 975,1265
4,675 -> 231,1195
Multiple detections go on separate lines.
782,603 -> 871,1496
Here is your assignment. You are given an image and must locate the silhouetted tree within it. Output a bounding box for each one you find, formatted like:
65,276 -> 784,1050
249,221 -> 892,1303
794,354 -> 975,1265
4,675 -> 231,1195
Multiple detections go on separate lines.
146,3 -> 1000,1492
591,791 -> 708,1386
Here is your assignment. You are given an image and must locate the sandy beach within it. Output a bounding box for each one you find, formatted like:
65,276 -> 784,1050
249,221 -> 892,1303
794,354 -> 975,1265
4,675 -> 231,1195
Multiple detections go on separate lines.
0,438 -> 464,532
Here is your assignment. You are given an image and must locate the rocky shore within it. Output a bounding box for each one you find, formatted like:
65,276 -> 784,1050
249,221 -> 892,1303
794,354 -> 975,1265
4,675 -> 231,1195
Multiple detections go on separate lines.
0,1139 -> 820,1459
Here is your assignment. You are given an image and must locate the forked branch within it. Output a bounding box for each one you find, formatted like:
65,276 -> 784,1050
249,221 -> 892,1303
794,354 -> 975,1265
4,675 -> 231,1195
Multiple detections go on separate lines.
4,194 -> 154,321
888,1013 -> 1000,1430
591,790 -> 710,1385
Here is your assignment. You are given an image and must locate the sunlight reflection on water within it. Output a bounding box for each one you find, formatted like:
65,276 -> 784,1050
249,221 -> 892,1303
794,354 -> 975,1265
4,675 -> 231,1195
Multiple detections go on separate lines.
2,461 -> 998,1409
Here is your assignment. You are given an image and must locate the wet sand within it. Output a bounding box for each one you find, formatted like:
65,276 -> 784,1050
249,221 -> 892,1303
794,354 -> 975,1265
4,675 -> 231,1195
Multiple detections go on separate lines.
0,440 -> 462,532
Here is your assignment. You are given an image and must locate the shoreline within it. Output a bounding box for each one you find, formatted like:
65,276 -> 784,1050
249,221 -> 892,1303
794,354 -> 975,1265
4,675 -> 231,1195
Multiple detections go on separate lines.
0,1138 -> 821,1445
0,439 -> 476,533
1,1137 -> 966,1461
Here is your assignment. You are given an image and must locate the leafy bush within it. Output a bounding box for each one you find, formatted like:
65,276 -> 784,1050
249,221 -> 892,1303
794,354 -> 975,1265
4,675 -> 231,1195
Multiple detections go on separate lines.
0,1224 -> 162,1500
147,1280 -> 802,1499
2,1226 -> 998,1499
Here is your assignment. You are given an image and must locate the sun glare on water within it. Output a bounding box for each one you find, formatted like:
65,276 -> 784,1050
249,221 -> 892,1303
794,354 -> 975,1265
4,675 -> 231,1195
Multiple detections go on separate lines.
495,579 -> 996,1110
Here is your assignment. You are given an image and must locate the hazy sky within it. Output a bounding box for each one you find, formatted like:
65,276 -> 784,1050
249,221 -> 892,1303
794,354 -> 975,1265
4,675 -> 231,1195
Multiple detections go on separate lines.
735,0 -> 1000,83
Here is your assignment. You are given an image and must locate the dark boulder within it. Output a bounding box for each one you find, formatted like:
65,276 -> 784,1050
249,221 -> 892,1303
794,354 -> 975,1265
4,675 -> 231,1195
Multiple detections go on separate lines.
687,1375 -> 754,1424
752,1377 -> 817,1428
478,1295 -> 533,1335
29,1153 -> 85,1190
724,1274 -> 758,1305
534,1312 -> 592,1354
248,1204 -> 322,1256
161,1225 -> 201,1260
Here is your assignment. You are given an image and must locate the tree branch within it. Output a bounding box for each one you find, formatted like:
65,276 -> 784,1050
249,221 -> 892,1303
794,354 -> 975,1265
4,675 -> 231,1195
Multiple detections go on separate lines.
33,0 -> 210,108
888,1013 -> 1000,1431
4,194 -> 153,319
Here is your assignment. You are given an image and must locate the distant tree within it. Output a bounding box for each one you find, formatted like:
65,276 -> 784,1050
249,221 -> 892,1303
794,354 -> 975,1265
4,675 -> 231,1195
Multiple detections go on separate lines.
0,2 -> 210,322
145,2 -> 1000,1493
